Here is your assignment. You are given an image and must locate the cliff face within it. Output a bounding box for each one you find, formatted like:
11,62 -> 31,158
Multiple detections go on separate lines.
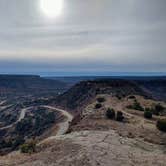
0,75 -> 67,97
55,78 -> 166,112
136,79 -> 166,101
55,79 -> 148,112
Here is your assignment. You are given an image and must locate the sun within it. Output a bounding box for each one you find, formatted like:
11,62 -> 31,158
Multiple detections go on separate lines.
40,0 -> 63,18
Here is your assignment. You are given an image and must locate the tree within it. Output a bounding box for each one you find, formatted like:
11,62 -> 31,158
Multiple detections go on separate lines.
106,108 -> 115,119
20,140 -> 36,154
127,100 -> 144,111
144,109 -> 152,119
116,111 -> 124,122
153,104 -> 165,115
157,119 -> 166,132
97,97 -> 105,103
95,103 -> 102,109
128,96 -> 136,99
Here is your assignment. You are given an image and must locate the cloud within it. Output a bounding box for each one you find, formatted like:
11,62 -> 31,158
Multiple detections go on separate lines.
0,0 -> 165,75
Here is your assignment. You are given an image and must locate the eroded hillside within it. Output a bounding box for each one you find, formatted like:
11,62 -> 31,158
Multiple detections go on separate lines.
2,94 -> 164,166
0,78 -> 166,166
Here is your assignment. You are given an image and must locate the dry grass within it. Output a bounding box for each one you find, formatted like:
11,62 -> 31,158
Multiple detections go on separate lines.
69,95 -> 166,145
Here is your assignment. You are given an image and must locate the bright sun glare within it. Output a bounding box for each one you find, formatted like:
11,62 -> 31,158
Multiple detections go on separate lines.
40,0 -> 63,18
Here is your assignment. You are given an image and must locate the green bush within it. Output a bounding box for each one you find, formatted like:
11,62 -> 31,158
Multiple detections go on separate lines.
157,119 -> 166,132
152,104 -> 165,115
116,111 -> 124,122
97,97 -> 105,103
145,104 -> 166,116
106,108 -> 115,119
155,104 -> 165,112
127,100 -> 144,111
144,109 -> 152,119
134,100 -> 144,111
20,140 -> 36,154
95,103 -> 102,109
145,107 -> 156,115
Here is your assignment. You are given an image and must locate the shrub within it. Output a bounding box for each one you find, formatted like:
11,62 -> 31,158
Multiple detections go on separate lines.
95,103 -> 102,109
106,108 -> 115,119
148,104 -> 165,116
155,104 -> 165,112
116,95 -> 122,100
12,137 -> 25,150
144,109 -> 152,119
47,112 -> 56,123
127,100 -> 144,111
128,95 -> 136,99
16,118 -> 33,134
97,97 -> 105,103
20,140 -> 36,154
153,104 -> 165,115
0,139 -> 12,149
133,100 -> 144,111
152,108 -> 160,116
116,111 -> 124,122
157,119 -> 166,132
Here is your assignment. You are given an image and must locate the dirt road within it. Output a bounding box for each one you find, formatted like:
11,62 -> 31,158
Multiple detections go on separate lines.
0,107 -> 31,130
42,106 -> 73,136
0,105 -> 73,138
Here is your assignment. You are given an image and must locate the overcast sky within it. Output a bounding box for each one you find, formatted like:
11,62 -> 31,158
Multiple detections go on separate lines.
0,0 -> 166,76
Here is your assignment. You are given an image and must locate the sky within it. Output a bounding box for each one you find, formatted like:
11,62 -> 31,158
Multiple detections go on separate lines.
0,0 -> 166,76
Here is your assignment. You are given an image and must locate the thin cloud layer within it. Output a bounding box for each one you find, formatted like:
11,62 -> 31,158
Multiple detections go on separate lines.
0,0 -> 165,75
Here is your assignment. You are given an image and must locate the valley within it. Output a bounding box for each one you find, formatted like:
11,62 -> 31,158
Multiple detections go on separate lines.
0,75 -> 166,165
1,0 -> 166,165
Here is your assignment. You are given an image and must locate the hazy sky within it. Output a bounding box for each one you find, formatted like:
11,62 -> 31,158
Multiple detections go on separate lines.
0,0 -> 166,76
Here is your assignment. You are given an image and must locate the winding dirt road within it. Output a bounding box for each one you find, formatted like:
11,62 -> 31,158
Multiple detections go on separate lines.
42,106 -> 73,136
0,105 -> 73,139
38,106 -> 73,145
0,107 -> 32,130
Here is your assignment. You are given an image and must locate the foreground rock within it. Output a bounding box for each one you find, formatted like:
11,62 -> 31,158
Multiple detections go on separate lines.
0,130 -> 165,166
